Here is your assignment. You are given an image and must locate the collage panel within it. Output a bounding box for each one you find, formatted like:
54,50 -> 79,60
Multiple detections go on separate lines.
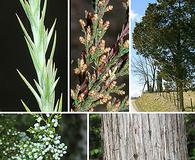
70,0 -> 129,112
131,0 -> 195,112
0,0 -> 68,112
89,113 -> 195,160
0,113 -> 87,159
1,0 -> 195,159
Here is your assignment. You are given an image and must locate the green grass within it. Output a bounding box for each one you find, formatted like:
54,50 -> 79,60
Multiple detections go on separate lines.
135,91 -> 195,112
183,91 -> 195,112
135,93 -> 178,112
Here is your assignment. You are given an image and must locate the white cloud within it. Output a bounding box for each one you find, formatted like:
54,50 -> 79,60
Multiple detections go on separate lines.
130,9 -> 142,22
130,10 -> 137,19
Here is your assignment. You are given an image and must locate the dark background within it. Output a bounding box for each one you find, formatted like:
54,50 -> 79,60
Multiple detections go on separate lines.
70,0 -> 129,111
0,1 -> 67,111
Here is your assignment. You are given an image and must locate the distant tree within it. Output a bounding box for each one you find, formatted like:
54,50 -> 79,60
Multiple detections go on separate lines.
102,114 -> 188,160
132,55 -> 157,92
133,0 -> 195,111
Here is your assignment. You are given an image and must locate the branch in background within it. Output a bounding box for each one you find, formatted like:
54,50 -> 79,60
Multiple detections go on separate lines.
17,0 -> 62,112
71,0 -> 129,112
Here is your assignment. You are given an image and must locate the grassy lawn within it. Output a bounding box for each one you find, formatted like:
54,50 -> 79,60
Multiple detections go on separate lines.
183,91 -> 195,112
134,91 -> 195,112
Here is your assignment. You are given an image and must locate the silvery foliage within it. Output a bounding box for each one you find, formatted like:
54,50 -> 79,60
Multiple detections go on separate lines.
0,115 -> 67,160
17,0 -> 62,112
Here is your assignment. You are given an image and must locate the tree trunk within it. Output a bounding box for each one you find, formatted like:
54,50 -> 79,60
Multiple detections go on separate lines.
175,0 -> 185,112
157,71 -> 163,92
179,82 -> 184,111
152,74 -> 155,92
176,80 -> 185,111
142,81 -> 146,93
146,79 -> 150,92
152,67 -> 156,92
102,114 -> 188,160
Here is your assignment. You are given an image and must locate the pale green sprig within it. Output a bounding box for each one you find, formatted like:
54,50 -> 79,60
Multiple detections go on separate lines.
17,0 -> 62,112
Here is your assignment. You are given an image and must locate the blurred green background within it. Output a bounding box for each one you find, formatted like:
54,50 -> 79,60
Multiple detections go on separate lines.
186,115 -> 195,159
89,114 -> 102,159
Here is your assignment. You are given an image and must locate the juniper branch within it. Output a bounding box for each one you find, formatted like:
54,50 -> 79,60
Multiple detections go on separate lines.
17,0 -> 62,112
71,0 -> 129,112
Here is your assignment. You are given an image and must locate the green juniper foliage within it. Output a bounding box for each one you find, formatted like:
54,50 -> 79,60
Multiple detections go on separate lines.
17,0 -> 62,112
71,0 -> 129,112
0,114 -> 67,160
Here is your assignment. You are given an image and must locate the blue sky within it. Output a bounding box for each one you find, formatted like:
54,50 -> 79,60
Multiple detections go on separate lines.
131,0 -> 156,97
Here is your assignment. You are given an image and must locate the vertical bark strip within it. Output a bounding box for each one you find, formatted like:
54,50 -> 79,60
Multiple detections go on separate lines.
102,114 -> 188,160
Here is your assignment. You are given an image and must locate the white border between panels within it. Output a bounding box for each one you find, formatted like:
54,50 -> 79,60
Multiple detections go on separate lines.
0,112 -> 191,114
129,0 -> 131,113
87,113 -> 89,160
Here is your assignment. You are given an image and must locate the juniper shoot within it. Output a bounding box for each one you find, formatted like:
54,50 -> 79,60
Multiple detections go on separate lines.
71,0 -> 129,112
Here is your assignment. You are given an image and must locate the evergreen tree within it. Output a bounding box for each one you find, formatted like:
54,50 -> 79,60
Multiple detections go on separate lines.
133,0 -> 195,111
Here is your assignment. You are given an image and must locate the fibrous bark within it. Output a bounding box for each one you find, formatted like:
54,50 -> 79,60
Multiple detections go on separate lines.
102,114 -> 188,160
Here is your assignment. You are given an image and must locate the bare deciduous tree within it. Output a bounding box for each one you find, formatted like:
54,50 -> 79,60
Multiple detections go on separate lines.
132,55 -> 157,92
